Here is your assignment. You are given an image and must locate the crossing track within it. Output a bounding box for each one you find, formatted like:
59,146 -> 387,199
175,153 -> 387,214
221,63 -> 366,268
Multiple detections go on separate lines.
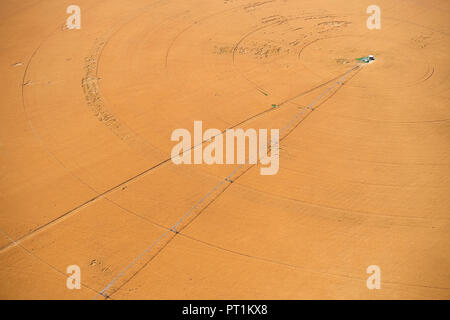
0,0 -> 449,299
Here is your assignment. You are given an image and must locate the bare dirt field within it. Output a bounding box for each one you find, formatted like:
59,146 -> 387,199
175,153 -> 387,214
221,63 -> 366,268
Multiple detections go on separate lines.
0,0 -> 449,299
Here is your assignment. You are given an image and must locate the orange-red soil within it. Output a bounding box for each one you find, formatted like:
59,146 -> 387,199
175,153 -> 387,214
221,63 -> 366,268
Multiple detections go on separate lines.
0,0 -> 449,299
